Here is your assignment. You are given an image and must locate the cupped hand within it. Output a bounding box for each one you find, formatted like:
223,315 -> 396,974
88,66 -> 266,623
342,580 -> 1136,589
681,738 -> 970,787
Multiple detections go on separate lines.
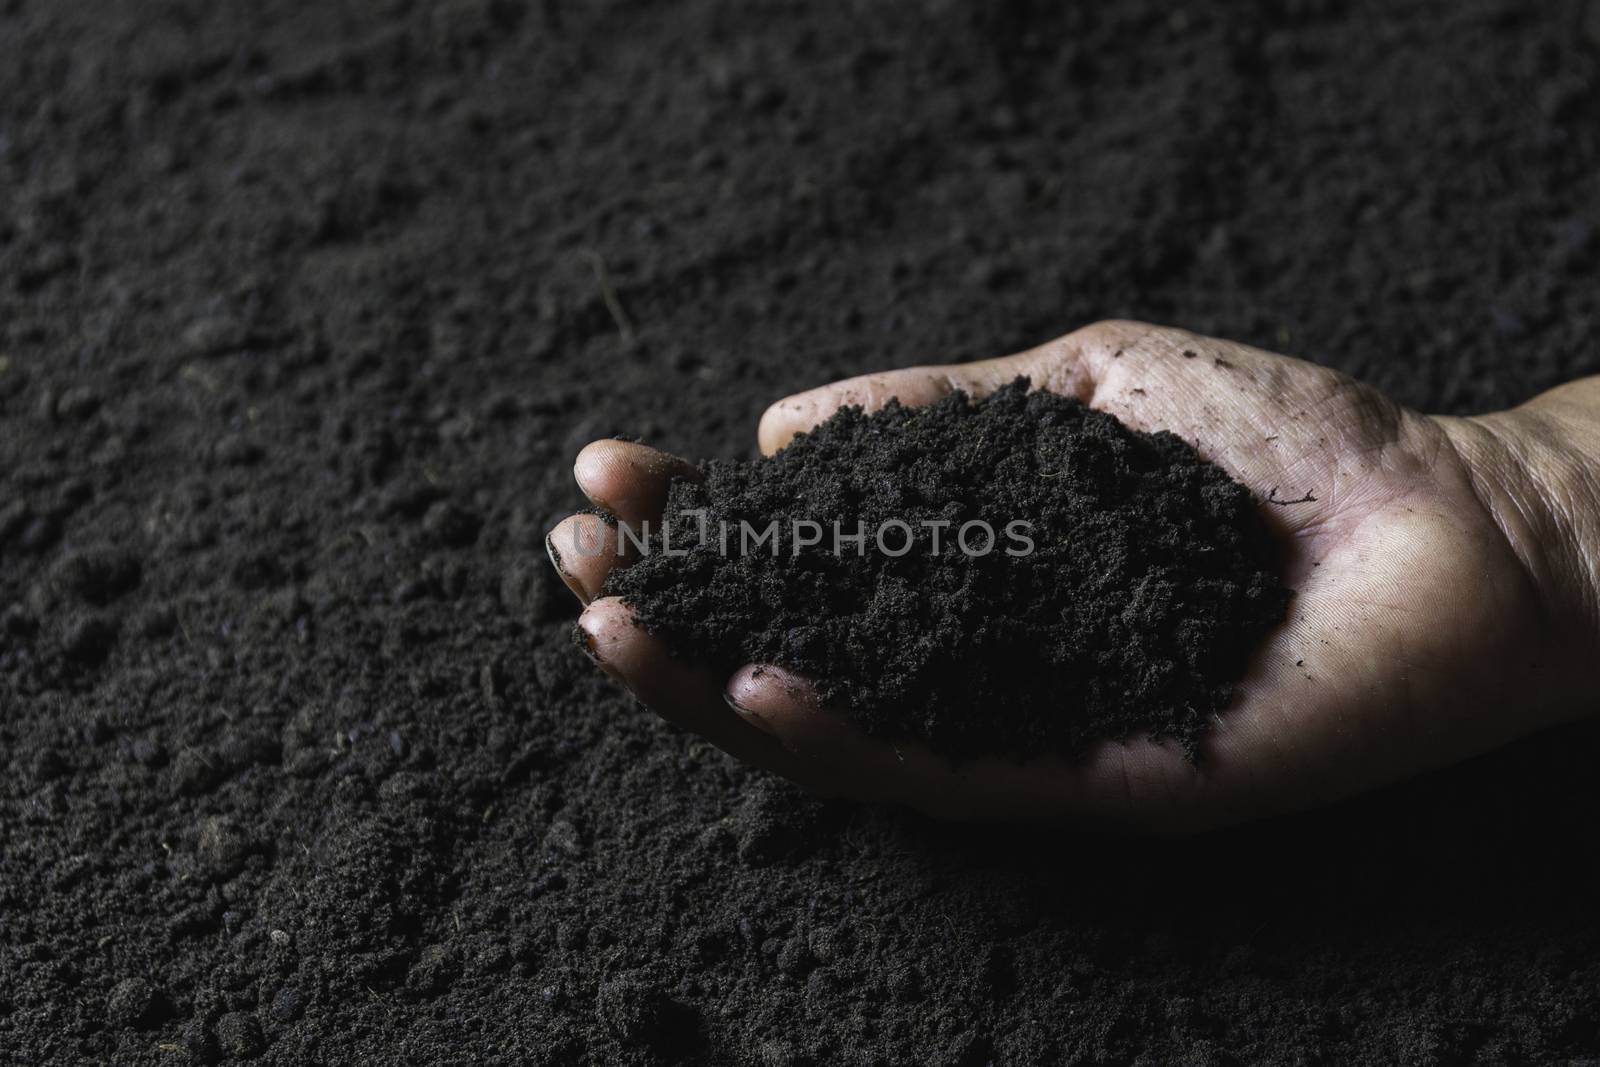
548,321 -> 1600,830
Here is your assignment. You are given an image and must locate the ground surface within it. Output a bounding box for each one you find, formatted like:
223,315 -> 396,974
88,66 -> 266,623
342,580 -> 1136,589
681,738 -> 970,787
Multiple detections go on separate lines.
2,0 -> 1599,1063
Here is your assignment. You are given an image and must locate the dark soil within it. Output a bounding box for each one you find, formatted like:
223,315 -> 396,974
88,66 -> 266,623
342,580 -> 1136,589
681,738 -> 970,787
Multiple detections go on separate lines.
4,1 -> 1600,1064
609,381 -> 1290,759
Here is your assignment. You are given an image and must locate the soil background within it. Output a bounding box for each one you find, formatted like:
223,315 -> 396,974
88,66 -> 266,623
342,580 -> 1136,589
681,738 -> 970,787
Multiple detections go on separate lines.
3,0 -> 1600,1064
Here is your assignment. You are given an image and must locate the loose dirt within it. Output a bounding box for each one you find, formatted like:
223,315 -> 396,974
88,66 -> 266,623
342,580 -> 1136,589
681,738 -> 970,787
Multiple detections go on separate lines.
4,1 -> 1599,1063
610,381 -> 1289,760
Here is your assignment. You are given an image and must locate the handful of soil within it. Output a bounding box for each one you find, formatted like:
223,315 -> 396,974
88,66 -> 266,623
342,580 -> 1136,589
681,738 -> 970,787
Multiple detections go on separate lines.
605,380 -> 1289,760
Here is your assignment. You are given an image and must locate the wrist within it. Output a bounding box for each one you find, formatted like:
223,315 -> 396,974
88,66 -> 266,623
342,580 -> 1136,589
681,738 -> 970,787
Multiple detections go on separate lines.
1439,387 -> 1600,718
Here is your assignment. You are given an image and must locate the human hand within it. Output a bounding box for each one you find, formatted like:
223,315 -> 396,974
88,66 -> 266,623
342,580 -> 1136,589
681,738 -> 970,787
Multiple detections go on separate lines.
547,321 -> 1600,830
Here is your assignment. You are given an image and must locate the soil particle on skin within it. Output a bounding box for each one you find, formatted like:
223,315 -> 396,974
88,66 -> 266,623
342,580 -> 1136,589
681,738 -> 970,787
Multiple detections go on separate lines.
6,0 -> 1600,1064
609,381 -> 1289,758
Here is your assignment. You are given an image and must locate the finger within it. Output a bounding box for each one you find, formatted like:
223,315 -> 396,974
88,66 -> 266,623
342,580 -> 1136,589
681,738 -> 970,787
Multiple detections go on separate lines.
724,663 -> 1061,820
725,663 -> 961,813
576,598 -> 847,796
546,513 -> 618,605
755,335 -> 1104,456
726,664 -> 1219,828
573,439 -> 702,526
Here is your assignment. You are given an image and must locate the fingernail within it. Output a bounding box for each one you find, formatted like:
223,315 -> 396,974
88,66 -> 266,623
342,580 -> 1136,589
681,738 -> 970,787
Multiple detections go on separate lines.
574,619 -> 623,682
724,689 -> 777,737
546,532 -> 590,606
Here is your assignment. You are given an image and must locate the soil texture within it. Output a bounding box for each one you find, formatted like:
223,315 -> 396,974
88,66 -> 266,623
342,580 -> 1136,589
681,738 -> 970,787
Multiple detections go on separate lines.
4,1 -> 1600,1064
610,381 -> 1290,759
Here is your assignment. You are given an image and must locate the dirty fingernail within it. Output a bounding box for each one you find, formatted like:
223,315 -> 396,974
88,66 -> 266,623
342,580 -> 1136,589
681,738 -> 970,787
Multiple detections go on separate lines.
574,617 -> 624,682
724,689 -> 777,736
546,532 -> 590,605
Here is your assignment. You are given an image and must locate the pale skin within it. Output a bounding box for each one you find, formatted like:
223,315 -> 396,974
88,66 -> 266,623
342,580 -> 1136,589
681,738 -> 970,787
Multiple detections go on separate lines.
546,321 -> 1600,831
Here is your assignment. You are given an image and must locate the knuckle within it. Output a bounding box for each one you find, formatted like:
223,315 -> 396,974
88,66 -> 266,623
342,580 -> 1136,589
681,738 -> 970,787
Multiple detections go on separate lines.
1072,318 -> 1147,343
1071,319 -> 1185,355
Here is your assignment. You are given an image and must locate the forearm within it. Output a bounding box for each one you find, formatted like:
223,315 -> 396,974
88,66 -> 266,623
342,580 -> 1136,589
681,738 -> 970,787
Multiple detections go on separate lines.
1440,377 -> 1600,710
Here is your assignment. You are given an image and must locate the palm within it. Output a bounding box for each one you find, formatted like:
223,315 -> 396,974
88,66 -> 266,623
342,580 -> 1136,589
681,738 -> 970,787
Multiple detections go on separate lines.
551,322 -> 1558,829
1049,323 -> 1551,826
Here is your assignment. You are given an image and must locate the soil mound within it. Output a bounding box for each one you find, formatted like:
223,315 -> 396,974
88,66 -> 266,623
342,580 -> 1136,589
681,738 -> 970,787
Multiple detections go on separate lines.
608,380 -> 1290,758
